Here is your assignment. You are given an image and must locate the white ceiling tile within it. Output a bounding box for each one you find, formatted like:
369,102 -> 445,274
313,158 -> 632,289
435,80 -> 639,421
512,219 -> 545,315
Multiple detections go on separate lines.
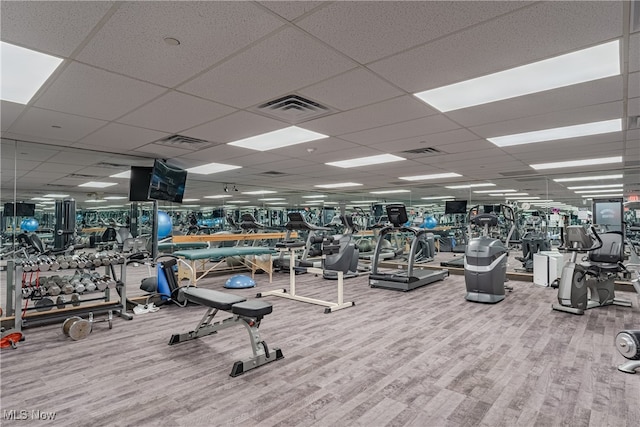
297,1 -> 531,64
630,73 -> 640,99
77,123 -> 168,151
1,101 -> 25,131
629,96 -> 640,117
297,68 -> 404,111
0,1 -> 114,57
340,115 -> 460,145
8,107 -> 107,142
431,139 -> 496,154
179,27 -> 357,108
47,149 -> 112,165
132,143 -> 192,159
285,137 -> 363,160
183,111 -> 287,144
117,92 -> 236,134
76,2 -> 284,87
35,62 -> 165,121
369,1 -> 623,92
446,77 -> 623,128
303,96 -> 436,136
370,129 -> 479,153
258,1 -> 327,21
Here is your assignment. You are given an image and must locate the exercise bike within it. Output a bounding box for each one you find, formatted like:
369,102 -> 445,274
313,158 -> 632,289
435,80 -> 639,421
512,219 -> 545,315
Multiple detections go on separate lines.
552,225 -> 632,315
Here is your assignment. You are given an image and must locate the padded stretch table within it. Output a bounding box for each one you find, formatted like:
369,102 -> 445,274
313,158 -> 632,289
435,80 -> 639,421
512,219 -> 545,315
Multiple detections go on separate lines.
157,241 -> 209,253
173,246 -> 277,285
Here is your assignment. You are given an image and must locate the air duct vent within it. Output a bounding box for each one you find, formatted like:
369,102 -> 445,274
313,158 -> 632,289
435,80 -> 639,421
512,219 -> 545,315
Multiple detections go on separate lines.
45,184 -> 75,188
253,94 -> 335,123
628,115 -> 640,130
260,171 -> 288,176
500,171 -> 538,177
515,176 -> 546,182
402,147 -> 442,155
156,135 -> 212,150
94,161 -> 131,168
67,173 -> 102,178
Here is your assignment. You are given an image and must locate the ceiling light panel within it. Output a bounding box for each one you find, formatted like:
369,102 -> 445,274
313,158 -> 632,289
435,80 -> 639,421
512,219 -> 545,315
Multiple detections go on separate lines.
204,195 -> 233,199
553,174 -> 623,182
566,184 -> 623,190
314,182 -> 363,189
445,183 -> 495,189
574,188 -> 624,194
581,194 -> 624,198
530,156 -> 622,170
78,181 -> 117,188
43,194 -> 70,198
326,154 -> 405,168
414,40 -> 620,112
242,190 -> 277,195
487,119 -> 622,147
110,170 -> 131,178
473,189 -> 517,193
399,172 -> 462,181
420,196 -> 455,200
227,126 -> 328,151
1,41 -> 64,104
370,189 -> 411,194
186,162 -> 241,174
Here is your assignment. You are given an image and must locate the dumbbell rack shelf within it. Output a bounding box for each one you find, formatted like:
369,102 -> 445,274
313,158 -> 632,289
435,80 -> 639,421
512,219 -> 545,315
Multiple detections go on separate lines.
5,260 -> 132,332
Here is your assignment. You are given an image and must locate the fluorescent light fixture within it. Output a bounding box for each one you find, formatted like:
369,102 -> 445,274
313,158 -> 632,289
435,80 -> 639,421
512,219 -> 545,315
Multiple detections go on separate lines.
314,182 -> 363,189
181,204 -> 201,208
85,199 -> 107,203
474,189 -> 517,194
181,198 -> 200,202
31,197 -> 53,201
445,183 -> 495,189
421,196 -> 455,200
350,200 -> 378,203
323,202 -> 339,205
489,192 -> 529,197
326,154 -> 405,168
507,197 -> 541,200
204,195 -> 233,199
186,162 -> 241,175
530,156 -> 622,170
1,41 -> 64,104
78,181 -> 117,188
399,172 -> 462,181
110,170 -> 131,178
265,202 -> 288,205
302,195 -> 326,199
103,196 -> 128,200
567,184 -> 623,190
574,188 -> 624,194
258,198 -> 285,201
43,194 -> 69,198
487,119 -> 622,147
231,200 -> 251,203
227,126 -> 328,151
414,40 -> 620,112
39,201 -> 56,205
553,174 -> 622,182
242,190 -> 277,195
370,189 -> 411,194
581,193 -> 623,198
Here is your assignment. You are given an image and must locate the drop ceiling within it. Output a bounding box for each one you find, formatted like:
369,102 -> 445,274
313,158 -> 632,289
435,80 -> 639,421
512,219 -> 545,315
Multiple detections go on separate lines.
1,1 -> 638,211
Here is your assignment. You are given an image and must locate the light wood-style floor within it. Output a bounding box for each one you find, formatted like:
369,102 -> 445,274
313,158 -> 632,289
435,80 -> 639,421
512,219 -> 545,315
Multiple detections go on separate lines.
1,264 -> 639,427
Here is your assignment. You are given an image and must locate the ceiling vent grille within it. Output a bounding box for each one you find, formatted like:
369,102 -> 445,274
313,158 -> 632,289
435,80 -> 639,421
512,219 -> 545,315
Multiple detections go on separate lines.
402,147 -> 442,155
67,173 -> 101,178
94,161 -> 131,168
628,115 -> 640,129
500,170 -> 538,177
252,94 -> 335,123
260,171 -> 288,176
155,135 -> 212,150
515,176 -> 545,182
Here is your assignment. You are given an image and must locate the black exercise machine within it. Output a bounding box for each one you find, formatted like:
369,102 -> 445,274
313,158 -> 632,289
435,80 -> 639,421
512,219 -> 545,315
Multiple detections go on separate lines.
169,287 -> 283,377
369,204 -> 448,291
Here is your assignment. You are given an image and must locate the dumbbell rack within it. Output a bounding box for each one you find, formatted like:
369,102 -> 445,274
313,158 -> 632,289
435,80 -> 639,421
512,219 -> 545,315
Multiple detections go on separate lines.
5,258 -> 132,333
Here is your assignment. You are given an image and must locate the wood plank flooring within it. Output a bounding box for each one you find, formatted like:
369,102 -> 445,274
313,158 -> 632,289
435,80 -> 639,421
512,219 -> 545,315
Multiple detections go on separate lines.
1,264 -> 639,426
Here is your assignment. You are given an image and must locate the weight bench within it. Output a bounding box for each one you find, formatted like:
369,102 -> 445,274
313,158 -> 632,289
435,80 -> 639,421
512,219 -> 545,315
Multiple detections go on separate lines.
169,287 -> 283,377
173,246 -> 277,285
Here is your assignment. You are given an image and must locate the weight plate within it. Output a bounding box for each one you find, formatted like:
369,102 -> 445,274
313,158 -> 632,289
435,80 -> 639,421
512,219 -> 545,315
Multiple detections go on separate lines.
35,297 -> 54,312
68,319 -> 92,340
56,296 -> 66,309
62,316 -> 82,336
71,293 -> 81,307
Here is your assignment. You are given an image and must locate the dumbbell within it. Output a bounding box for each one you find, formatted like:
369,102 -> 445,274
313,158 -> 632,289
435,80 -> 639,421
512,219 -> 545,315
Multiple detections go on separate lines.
45,278 -> 62,296
83,278 -> 97,293
62,310 -> 112,341
57,256 -> 70,270
60,278 -> 75,295
45,256 -> 60,271
67,255 -> 78,269
74,255 -> 87,269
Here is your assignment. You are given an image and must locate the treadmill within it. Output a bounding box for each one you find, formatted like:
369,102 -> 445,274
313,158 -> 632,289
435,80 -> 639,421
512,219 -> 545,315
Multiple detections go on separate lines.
369,204 -> 449,291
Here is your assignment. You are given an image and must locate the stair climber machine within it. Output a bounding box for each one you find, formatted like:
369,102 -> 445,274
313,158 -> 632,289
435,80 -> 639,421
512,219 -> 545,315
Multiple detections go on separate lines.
464,204 -> 516,304
369,204 -> 448,292
552,225 -> 638,315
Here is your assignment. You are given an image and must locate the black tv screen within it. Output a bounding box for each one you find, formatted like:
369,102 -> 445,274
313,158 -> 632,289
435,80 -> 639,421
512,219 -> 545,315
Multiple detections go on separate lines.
147,160 -> 187,204
386,204 -> 408,227
129,166 -> 153,202
483,204 -> 501,214
592,198 -> 623,232
3,202 -> 36,217
445,200 -> 467,214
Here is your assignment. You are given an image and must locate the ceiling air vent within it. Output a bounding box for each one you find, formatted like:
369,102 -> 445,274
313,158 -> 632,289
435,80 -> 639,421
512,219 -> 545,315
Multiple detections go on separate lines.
500,170 -> 538,177
252,94 -> 335,123
155,135 -> 212,150
94,161 -> 131,168
628,115 -> 640,130
260,171 -> 288,176
402,147 -> 442,155
67,173 -> 101,178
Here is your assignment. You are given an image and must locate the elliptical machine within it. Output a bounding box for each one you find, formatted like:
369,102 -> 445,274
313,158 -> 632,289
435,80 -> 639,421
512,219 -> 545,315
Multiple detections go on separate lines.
464,204 -> 515,304
516,213 -> 551,272
552,225 -> 632,315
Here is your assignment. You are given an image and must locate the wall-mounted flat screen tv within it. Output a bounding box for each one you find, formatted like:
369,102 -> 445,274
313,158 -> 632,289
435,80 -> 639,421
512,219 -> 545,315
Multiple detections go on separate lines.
3,202 -> 36,217
147,160 -> 187,204
129,166 -> 153,202
444,200 -> 467,214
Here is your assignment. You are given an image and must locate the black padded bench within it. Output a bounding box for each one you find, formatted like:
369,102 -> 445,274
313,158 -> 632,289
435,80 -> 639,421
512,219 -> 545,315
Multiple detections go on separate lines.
169,287 -> 283,377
